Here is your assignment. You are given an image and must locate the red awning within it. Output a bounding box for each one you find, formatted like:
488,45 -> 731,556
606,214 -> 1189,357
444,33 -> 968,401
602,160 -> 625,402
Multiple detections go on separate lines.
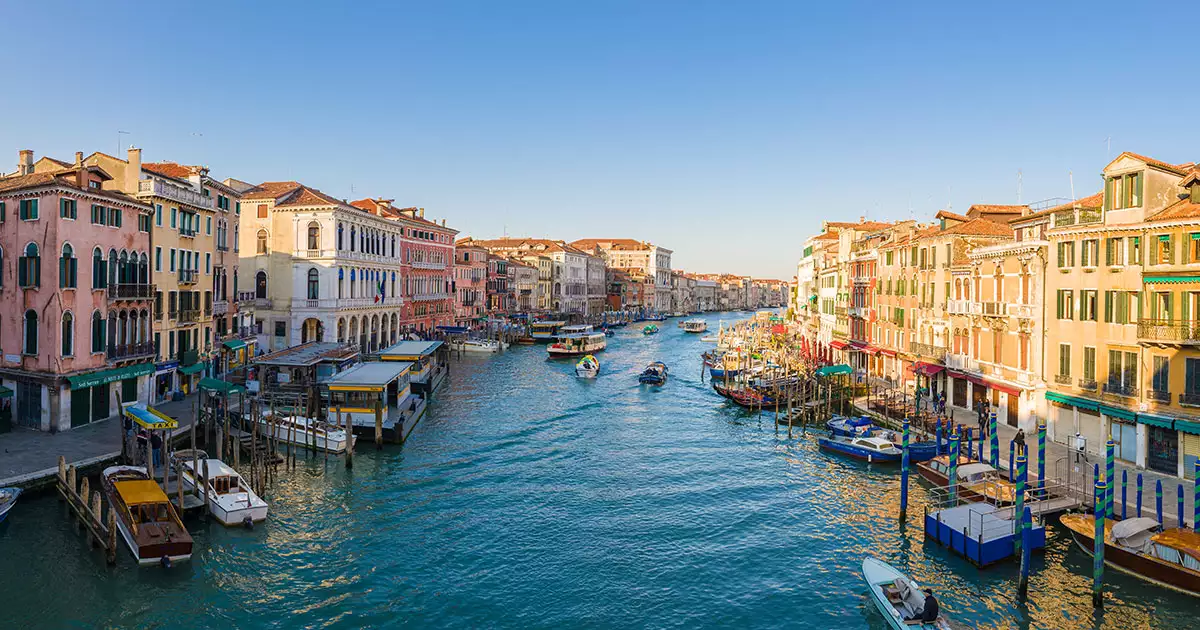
878,348 -> 897,357
965,373 -> 987,387
863,345 -> 881,355
985,379 -> 1022,397
912,361 -> 946,376
830,340 -> 849,350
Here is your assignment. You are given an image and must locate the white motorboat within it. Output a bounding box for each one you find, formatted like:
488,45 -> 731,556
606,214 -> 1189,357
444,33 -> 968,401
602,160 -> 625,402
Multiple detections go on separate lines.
700,335 -> 719,343
681,319 -> 707,333
575,354 -> 600,378
174,450 -> 268,527
0,487 -> 20,523
461,339 -> 501,353
862,557 -> 951,629
256,415 -> 348,453
548,329 -> 607,356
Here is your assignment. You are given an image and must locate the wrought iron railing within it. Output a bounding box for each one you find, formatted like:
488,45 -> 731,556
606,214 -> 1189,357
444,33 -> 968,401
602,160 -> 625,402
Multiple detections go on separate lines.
1138,319 -> 1200,343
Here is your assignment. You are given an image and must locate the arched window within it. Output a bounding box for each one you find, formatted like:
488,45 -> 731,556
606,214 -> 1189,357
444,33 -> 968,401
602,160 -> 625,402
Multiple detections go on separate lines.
307,221 -> 320,250
337,223 -> 344,250
307,268 -> 319,300
60,243 -> 77,288
255,271 -> 267,299
23,310 -> 37,355
92,247 -> 105,289
140,252 -> 149,284
62,311 -> 74,356
118,250 -> 129,284
91,311 -> 105,353
108,248 -> 117,287
257,229 -> 268,255
350,225 -> 356,251
18,242 -> 40,288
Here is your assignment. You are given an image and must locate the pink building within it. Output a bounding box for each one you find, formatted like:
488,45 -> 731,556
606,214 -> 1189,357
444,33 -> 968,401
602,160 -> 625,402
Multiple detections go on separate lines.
454,240 -> 488,324
0,150 -> 154,431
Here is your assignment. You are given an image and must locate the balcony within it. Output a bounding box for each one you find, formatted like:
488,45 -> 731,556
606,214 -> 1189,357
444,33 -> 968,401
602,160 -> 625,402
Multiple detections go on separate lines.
213,300 -> 229,316
1053,210 -> 1076,227
1147,389 -> 1171,403
981,301 -> 1006,317
107,283 -> 155,300
254,298 -> 272,309
411,260 -> 447,270
216,243 -> 229,252
291,296 -> 403,310
178,308 -> 200,323
1102,381 -> 1136,398
179,226 -> 197,238
947,299 -> 970,315
178,269 -> 197,284
908,341 -> 947,361
1077,378 -> 1098,391
1054,374 -> 1072,385
1009,303 -> 1034,319
178,349 -> 199,367
297,248 -> 335,258
1181,393 -> 1200,407
413,292 -> 450,301
107,342 -> 155,362
1138,319 -> 1200,344
137,178 -> 213,209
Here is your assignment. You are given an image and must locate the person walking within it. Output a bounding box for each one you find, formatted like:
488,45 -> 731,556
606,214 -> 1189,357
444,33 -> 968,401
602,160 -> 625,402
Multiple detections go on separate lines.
150,431 -> 163,471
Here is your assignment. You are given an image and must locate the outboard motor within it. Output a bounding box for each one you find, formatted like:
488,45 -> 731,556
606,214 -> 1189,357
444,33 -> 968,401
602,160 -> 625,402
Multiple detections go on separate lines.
243,516 -> 255,530
160,555 -> 172,569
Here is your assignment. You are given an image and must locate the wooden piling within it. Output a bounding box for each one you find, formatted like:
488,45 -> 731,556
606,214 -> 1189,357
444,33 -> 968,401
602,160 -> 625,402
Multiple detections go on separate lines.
344,407 -> 354,469
375,399 -> 383,449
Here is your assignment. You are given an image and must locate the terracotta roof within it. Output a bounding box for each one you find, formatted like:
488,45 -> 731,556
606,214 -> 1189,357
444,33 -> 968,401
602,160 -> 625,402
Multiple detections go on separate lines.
825,220 -> 892,231
0,166 -> 142,206
241,181 -> 302,200
936,210 -> 970,222
813,232 -> 838,241
242,181 -> 343,207
466,237 -> 572,254
940,218 -> 1012,237
569,238 -> 651,251
1107,151 -> 1189,175
142,161 -> 196,180
967,204 -> 1028,216
1148,198 -> 1200,222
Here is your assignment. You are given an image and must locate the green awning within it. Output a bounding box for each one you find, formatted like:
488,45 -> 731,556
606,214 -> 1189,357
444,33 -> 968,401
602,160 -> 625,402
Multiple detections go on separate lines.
199,377 -> 244,395
178,362 -> 207,375
1138,413 -> 1174,429
222,339 -> 247,351
67,362 -> 155,389
816,364 -> 853,377
1176,419 -> 1200,435
1143,275 -> 1200,284
1045,391 -> 1099,411
0,385 -> 12,398
1100,403 -> 1136,421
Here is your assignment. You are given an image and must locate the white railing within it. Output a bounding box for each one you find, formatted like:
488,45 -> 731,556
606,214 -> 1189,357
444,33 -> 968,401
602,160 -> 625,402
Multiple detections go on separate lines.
412,293 -> 450,301
410,260 -> 446,270
292,296 -> 404,310
296,248 -> 336,258
944,353 -> 977,372
137,178 -> 212,209
213,300 -> 229,316
947,299 -> 971,315
1009,303 -> 1035,319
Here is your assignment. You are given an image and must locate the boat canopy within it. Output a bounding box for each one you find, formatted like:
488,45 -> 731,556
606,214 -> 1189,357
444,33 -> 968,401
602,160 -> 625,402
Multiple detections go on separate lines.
123,403 -> 178,430
1112,517 -> 1162,546
435,326 -> 469,334
114,479 -> 168,506
326,362 -> 412,392
816,364 -> 853,376
956,463 -> 996,479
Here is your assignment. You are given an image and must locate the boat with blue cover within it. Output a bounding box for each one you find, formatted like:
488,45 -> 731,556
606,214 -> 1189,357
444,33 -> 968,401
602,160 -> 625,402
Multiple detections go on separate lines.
638,362 -> 668,385
818,434 -> 903,463
827,415 -> 875,437
825,416 -> 940,462
0,487 -> 20,523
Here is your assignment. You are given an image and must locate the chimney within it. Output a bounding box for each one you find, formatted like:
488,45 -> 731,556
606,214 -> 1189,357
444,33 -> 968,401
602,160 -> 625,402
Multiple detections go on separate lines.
74,151 -> 83,166
419,207 -> 425,218
17,149 -> 32,175
126,146 -> 142,192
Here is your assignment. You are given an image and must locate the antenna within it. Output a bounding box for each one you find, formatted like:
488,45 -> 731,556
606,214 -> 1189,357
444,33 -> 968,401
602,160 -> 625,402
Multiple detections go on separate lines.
1069,170 -> 1076,201
1017,170 -> 1023,204
1104,136 -> 1112,160
117,130 -> 130,155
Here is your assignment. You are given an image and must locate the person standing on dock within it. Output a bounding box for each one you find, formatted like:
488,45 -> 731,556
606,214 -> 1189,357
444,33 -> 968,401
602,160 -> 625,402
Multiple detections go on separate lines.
150,432 -> 163,470
1014,428 -> 1026,457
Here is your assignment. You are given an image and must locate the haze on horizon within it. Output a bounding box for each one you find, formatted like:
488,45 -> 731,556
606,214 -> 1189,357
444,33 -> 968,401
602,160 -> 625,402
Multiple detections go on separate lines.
0,0 -> 1193,280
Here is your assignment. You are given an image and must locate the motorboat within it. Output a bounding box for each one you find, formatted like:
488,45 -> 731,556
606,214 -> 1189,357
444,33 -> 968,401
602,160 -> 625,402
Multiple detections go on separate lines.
638,362 -> 669,385
862,557 -> 951,629
530,320 -> 568,341
643,324 -> 659,335
818,435 -> 903,463
461,339 -> 501,353
102,466 -> 193,566
602,328 -> 615,337
1060,515 -> 1200,597
700,335 -> 718,343
827,415 -> 876,437
173,450 -> 268,527
256,414 -> 348,453
0,487 -> 20,523
548,330 -> 607,356
826,416 -> 941,462
916,456 -> 1022,505
575,355 -> 600,378
681,319 -> 707,333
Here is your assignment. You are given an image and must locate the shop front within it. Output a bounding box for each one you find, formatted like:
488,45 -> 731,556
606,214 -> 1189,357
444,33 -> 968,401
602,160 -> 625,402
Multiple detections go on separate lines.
66,363 -> 154,428
1141,414 -> 1179,476
178,361 -> 207,395
154,360 -> 178,403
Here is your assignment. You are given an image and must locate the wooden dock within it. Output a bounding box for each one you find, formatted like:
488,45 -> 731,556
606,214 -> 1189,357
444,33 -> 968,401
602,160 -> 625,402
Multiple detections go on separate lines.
54,456 -> 117,565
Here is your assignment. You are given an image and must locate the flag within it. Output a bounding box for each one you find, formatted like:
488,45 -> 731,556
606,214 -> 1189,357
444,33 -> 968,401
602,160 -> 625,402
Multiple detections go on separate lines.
375,280 -> 384,303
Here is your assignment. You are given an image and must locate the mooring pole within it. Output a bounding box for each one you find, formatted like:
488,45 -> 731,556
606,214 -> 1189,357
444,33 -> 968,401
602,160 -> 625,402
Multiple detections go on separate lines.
1093,477 -> 1106,608
1137,472 -> 1143,517
900,418 -> 910,522
1178,484 -> 1185,529
1157,479 -> 1164,526
1121,470 -> 1128,521
948,431 -> 960,504
989,411 -> 999,469
1014,454 -> 1027,557
1195,462 -> 1200,532
1037,421 -> 1046,495
1018,505 -> 1032,599
1105,437 -> 1116,519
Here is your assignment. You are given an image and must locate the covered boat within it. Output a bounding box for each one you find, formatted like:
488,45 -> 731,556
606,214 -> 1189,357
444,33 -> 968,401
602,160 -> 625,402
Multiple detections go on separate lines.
174,450 -> 268,527
255,414 -> 348,453
818,435 -> 903,463
461,339 -> 501,353
827,415 -> 875,437
917,456 -> 1022,505
548,329 -> 607,356
1061,515 -> 1200,597
102,466 -> 193,566
862,557 -> 951,629
638,362 -> 669,385
712,383 -> 773,408
530,320 -> 568,341
643,324 -> 659,335
575,355 -> 600,378
681,319 -> 707,333
0,487 -> 19,523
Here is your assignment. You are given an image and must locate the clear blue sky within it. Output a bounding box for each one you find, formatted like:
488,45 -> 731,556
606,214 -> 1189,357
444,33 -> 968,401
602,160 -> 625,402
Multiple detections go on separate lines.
1,1 -> 1193,279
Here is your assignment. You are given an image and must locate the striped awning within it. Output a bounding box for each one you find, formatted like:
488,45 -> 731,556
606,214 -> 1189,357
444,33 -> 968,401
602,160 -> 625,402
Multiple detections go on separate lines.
1143,275 -> 1200,284
1046,391 -> 1099,411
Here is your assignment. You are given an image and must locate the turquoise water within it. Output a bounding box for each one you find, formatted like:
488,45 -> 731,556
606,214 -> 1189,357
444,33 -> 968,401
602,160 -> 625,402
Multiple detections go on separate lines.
1,311 -> 1197,628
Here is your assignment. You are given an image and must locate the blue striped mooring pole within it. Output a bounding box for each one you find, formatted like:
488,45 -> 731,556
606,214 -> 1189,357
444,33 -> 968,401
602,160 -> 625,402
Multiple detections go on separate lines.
1105,438 -> 1115,519
1014,454 -> 1027,556
1195,462 -> 1200,532
1121,470 -> 1127,521
1178,484 -> 1185,529
1037,421 -> 1046,495
1157,479 -> 1164,526
1137,473 -> 1144,517
900,419 -> 910,521
1018,505 -> 1033,599
948,431 -> 960,503
1093,477 -> 1106,608
989,411 -> 999,468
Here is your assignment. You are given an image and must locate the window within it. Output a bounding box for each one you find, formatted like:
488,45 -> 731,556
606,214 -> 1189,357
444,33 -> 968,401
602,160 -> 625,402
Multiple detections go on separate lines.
23,310 -> 37,354
1187,359 -> 1200,400
1083,347 -> 1096,381
256,271 -> 267,299
206,216 -> 212,235
1155,291 -> 1173,322
1191,234 -> 1200,263
170,249 -> 176,272
1059,344 -> 1071,377
138,213 -> 150,233
61,312 -> 74,357
155,247 -> 162,271
155,204 -> 162,226
1081,289 -> 1097,321
18,242 -> 39,288
308,222 -> 320,250
257,204 -> 268,218
91,311 -> 105,353
307,268 -> 319,299
108,207 -> 121,227
1081,239 -> 1099,266
1105,237 -> 1124,266
19,198 -> 38,220
274,321 -> 286,337
1108,350 -> 1139,390
91,248 -> 106,289
59,244 -> 77,288
1057,241 -> 1075,267
1153,356 -> 1170,393
60,198 -> 77,219
257,230 -> 268,254
1056,289 -> 1074,320
170,207 -> 177,228
0,201 -> 5,222
1155,234 -> 1173,265
1131,236 -> 1141,264
205,253 -> 211,274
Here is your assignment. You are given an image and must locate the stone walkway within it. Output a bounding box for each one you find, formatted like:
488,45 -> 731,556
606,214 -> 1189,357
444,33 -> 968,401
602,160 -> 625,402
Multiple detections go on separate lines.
0,395 -> 203,490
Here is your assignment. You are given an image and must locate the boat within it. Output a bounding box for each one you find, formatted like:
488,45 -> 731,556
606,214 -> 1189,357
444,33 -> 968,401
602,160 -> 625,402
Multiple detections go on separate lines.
827,415 -> 876,437
602,328 -> 615,337
255,414 -> 348,453
862,557 -> 952,629
1060,514 -> 1200,597
712,383 -> 774,408
916,456 -> 1022,505
101,466 -> 193,566
530,320 -> 568,341
461,338 -> 501,353
516,336 -> 536,344
0,487 -> 20,523
643,324 -> 659,335
638,362 -> 669,385
824,416 -> 941,462
681,319 -> 707,333
173,450 -> 268,527
700,335 -> 718,343
818,434 -> 902,463
575,355 -> 600,378
548,329 -> 607,356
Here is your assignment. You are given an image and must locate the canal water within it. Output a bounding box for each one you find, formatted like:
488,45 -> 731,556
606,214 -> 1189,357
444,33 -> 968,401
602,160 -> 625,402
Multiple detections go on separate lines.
1,311 -> 1196,628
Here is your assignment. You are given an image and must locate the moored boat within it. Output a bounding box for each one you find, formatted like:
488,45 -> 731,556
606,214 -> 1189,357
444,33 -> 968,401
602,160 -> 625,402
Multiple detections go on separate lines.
643,324 -> 659,335
461,338 -> 501,353
917,456 -> 1021,505
575,354 -> 600,378
681,319 -> 707,333
827,415 -> 875,437
255,415 -> 348,453
712,383 -> 773,407
700,334 -> 718,342
174,450 -> 268,527
0,487 -> 20,523
818,434 -> 903,463
1061,514 -> 1200,597
530,320 -> 568,341
638,362 -> 669,385
102,466 -> 193,566
862,557 -> 952,629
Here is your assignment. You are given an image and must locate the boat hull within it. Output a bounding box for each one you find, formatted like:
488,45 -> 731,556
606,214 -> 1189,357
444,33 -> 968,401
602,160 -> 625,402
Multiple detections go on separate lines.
1063,515 -> 1200,597
0,487 -> 20,523
257,419 -> 347,454
818,437 -> 902,463
179,468 -> 269,526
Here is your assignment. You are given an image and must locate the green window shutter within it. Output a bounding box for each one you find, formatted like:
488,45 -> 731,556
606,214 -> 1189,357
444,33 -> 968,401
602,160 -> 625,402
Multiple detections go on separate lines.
1168,293 -> 1175,323
1057,244 -> 1064,267
1105,239 -> 1114,265
1135,172 -> 1144,205
1103,291 -> 1112,323
1104,178 -> 1112,211
1057,291 -> 1064,319
1185,292 -> 1192,323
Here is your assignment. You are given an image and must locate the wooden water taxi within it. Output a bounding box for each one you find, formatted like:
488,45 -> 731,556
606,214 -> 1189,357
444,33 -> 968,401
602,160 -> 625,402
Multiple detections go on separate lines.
818,435 -> 902,463
530,320 -> 568,341
548,327 -> 607,357
102,466 -> 193,566
0,487 -> 20,523
917,456 -> 1021,505
638,362 -> 668,385
1061,515 -> 1200,597
174,450 -> 268,527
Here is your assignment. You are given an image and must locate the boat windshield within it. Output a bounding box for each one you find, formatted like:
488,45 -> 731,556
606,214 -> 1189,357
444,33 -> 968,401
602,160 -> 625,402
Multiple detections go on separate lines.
213,476 -> 242,495
133,502 -> 172,524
